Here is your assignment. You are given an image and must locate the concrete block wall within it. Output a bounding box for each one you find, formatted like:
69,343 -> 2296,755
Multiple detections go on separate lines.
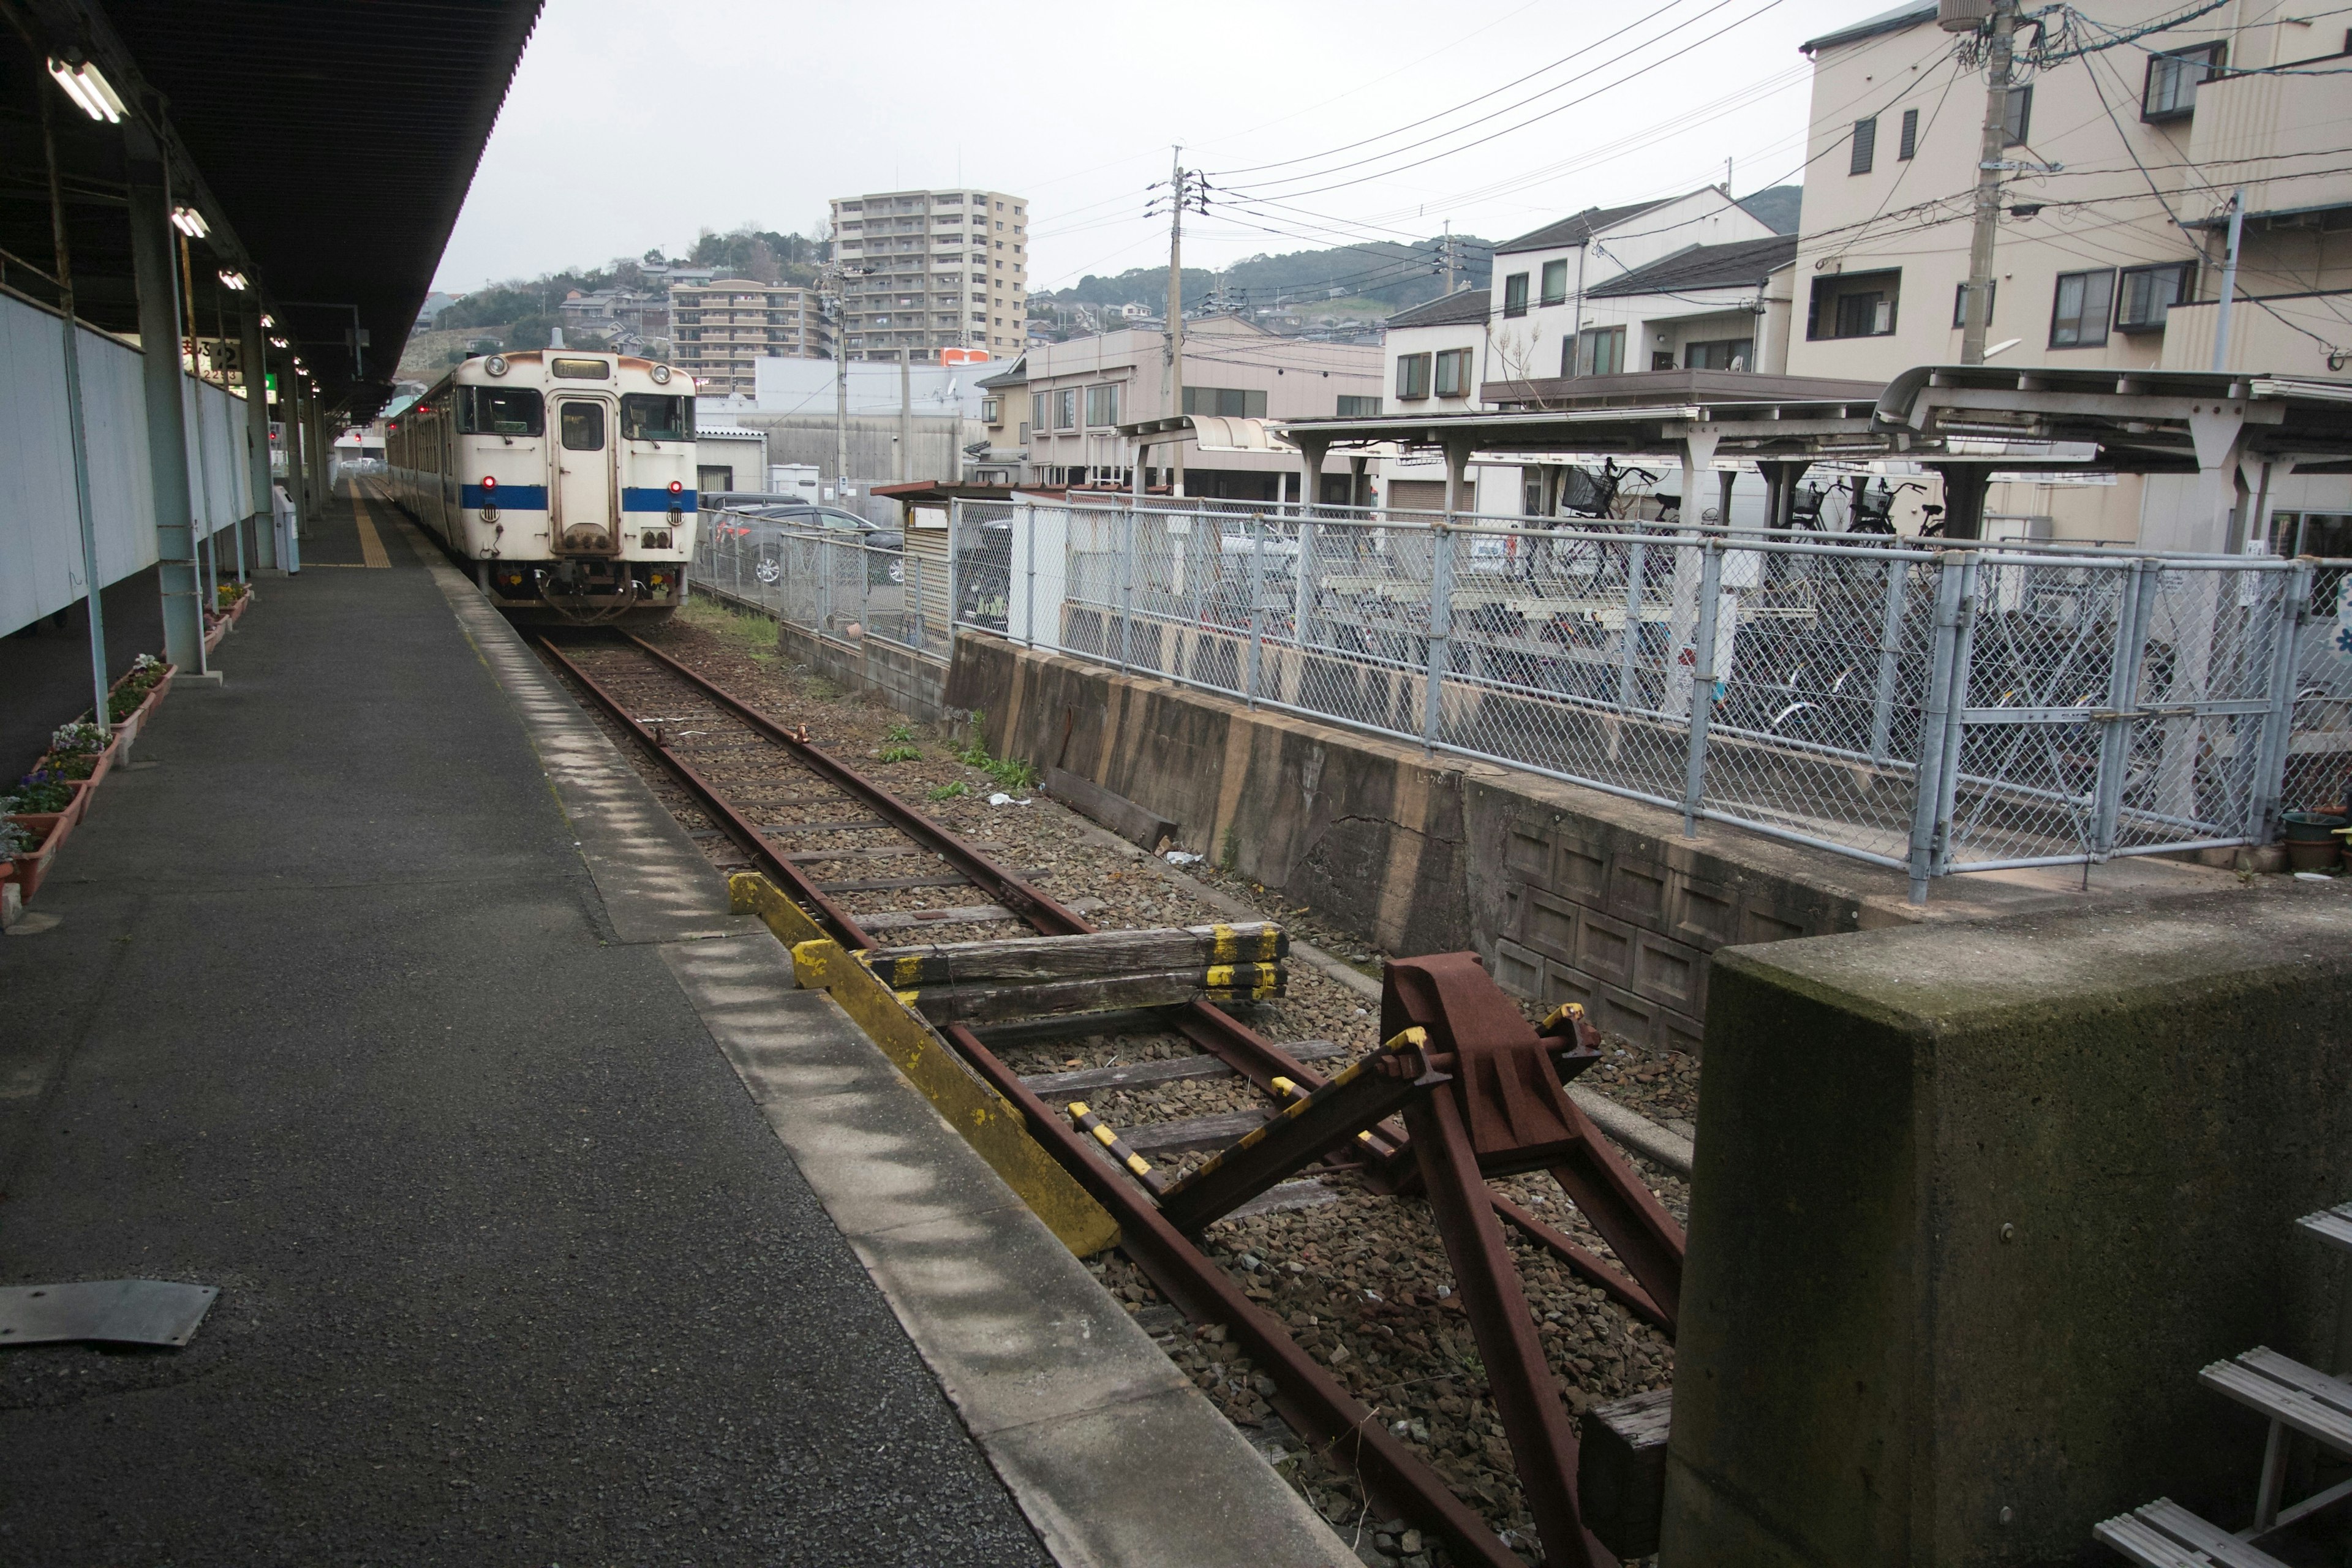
777,622 -> 949,722
948,631 -> 1895,1047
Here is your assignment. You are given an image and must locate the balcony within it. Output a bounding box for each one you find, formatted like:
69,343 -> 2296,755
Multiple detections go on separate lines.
2189,68 -> 2352,218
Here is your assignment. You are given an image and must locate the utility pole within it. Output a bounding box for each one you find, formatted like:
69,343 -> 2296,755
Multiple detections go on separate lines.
820,255 -> 868,502
1442,221 -> 1455,296
1166,146 -> 1188,499
1959,0 -> 2019,365
2212,188 -> 2244,372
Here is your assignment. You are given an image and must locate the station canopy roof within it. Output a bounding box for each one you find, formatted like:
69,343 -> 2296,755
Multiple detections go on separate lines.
1280,367 -> 2352,476
4,0 -> 543,419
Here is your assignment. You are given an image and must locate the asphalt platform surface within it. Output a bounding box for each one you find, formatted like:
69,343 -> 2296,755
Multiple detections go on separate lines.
0,496 -> 1051,1565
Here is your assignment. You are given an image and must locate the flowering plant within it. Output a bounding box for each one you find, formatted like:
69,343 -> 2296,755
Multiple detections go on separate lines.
49,720 -> 107,755
7,772 -> 73,814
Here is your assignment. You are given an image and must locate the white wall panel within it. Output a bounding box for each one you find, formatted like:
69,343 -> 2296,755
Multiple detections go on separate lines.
1,290 -> 257,638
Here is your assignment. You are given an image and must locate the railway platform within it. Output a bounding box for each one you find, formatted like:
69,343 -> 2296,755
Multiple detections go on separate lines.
0,488 -> 1343,1565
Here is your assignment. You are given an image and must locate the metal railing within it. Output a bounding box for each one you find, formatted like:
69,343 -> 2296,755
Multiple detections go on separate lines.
951,497 -> 2320,902
694,510 -> 947,661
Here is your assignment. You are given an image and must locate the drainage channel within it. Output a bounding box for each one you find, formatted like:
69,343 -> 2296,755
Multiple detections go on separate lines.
540,627 -> 1682,1568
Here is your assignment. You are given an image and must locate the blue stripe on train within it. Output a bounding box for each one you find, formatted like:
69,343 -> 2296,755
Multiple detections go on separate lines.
622,487 -> 694,512
461,483 -> 549,510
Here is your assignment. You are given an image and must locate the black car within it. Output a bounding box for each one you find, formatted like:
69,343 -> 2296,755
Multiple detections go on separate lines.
703,500 -> 905,587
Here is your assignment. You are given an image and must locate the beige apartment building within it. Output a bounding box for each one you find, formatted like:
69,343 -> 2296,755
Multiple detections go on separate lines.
829,188 -> 1028,362
1788,0 -> 2351,547
1025,315 -> 1382,500
669,279 -> 829,398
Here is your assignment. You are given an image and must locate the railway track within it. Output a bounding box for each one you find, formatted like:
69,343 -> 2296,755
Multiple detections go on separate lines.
539,628 -> 1684,1568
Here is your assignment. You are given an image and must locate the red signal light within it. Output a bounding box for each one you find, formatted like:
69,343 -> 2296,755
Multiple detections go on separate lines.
481,475 -> 497,491
668,479 -> 683,494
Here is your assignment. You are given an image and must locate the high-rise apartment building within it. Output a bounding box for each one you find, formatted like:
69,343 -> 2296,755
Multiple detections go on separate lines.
829,189 -> 1028,361
669,279 -> 831,398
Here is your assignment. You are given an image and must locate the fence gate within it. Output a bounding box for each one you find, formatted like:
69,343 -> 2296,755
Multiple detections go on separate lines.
1930,552 -> 2302,879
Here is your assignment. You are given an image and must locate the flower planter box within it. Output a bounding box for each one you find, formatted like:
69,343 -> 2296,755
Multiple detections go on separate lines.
108,665 -> 174,748
38,734 -> 119,792
6,810 -> 70,902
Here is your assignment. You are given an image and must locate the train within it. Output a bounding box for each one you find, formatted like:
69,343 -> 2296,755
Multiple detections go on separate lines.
383,350 -> 696,622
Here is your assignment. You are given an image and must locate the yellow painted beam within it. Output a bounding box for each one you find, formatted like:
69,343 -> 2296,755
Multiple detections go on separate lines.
729,873 -> 1121,1257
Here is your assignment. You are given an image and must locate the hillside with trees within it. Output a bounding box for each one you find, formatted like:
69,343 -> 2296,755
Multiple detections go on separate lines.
1036,235 -> 1494,322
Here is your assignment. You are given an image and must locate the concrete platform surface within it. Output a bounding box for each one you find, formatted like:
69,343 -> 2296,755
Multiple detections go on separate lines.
0,496 -> 1052,1563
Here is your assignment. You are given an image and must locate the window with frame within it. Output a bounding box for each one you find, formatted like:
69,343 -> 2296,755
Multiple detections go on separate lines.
1541,257 -> 1570,306
2049,268 -> 2116,347
1951,279 -> 1996,328
1564,325 -> 1626,376
1338,394 -> 1381,417
1395,352 -> 1431,399
1180,385 -> 1268,418
1807,270 -> 1901,339
1850,116 -> 1877,175
981,396 -> 1000,423
1683,337 -> 1753,370
1899,107 -> 1919,160
2003,83 -> 2033,145
2144,42 -> 2223,121
2116,260 -> 2195,330
1084,383 -> 1120,426
1030,391 -> 1046,431
1433,347 -> 1473,397
1503,272 -> 1530,317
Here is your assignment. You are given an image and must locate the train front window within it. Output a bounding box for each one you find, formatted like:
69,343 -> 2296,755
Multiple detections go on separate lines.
458,385 -> 543,437
619,393 -> 693,443
559,402 -> 606,451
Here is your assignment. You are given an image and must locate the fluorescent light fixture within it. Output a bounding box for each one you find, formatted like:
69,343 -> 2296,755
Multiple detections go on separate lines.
259,313 -> 273,328
1983,336 -> 2024,361
47,57 -> 126,124
169,205 -> 208,238
268,336 -> 288,348
217,270 -> 248,291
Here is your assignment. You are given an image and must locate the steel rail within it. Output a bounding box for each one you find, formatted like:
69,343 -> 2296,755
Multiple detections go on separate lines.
548,631 -> 1637,1566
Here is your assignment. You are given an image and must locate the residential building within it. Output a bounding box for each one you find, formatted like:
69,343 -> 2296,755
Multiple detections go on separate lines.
1024,315 -> 1381,500
669,278 -> 831,398
559,288 -> 671,350
829,188 -> 1029,361
1786,0 -> 2351,546
1378,287 -> 1505,510
1482,187 -> 1782,388
974,356 -> 1030,484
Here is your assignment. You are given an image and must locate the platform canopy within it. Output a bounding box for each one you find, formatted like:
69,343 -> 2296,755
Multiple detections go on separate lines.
1279,366 -> 2352,478
4,0 -> 542,418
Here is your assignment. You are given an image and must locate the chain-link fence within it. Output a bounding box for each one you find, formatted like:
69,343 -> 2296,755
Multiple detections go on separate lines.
2288,560 -> 2352,817
954,498 -> 2317,902
693,510 -> 946,660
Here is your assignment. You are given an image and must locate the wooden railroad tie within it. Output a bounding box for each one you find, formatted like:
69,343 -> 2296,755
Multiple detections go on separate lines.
857,922 -> 1289,1025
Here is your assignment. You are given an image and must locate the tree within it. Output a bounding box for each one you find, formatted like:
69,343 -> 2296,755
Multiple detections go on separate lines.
507,314 -> 555,350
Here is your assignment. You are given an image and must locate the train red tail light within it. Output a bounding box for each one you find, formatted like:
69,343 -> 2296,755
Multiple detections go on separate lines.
667,480 -> 683,494
481,475 -> 497,491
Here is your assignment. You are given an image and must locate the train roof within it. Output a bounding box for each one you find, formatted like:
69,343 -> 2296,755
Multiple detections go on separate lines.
428,350 -> 686,396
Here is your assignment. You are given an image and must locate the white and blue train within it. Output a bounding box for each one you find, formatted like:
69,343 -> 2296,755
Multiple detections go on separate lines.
385,350 -> 697,621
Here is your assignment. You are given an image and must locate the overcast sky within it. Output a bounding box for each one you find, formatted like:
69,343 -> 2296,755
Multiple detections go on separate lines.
433,0 -> 1886,296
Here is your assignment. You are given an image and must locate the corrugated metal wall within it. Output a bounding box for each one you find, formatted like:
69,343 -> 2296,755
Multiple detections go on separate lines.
1,290 -> 255,639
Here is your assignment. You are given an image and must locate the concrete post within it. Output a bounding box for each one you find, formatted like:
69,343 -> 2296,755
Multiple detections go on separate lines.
1297,435 -> 1326,521
240,306 -> 277,570
125,141 -> 203,674
1348,453 -> 1368,512
1906,553 -> 1970,903
1617,533 -> 1648,718
1444,441 -> 1472,517
1245,513 -> 1266,707
1866,557 -> 1910,765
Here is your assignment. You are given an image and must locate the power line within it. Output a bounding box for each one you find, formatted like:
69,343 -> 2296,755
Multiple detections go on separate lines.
1214,0 -> 1793,200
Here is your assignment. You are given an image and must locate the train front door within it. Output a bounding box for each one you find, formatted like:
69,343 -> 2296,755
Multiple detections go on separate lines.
551,395 -> 618,554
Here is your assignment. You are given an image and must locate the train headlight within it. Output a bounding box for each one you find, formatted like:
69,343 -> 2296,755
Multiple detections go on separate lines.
650,364 -> 671,384
484,355 -> 508,377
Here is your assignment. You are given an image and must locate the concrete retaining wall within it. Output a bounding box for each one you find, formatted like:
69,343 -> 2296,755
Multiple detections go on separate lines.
778,622 -> 949,722
948,631 -> 1903,1050
1660,886 -> 2352,1566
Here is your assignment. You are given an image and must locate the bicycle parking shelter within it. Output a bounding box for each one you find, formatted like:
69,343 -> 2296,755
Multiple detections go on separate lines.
1051,369 -> 2352,901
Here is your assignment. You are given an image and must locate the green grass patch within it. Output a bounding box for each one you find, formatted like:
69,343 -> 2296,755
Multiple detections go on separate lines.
878,744 -> 922,763
927,781 -> 970,801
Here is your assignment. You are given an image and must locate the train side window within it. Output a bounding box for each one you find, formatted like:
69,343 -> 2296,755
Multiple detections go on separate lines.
619,393 -> 693,442
559,402 -> 606,451
458,385 -> 544,437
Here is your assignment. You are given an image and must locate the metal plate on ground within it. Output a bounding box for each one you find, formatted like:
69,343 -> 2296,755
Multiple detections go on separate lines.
0,1280 -> 219,1348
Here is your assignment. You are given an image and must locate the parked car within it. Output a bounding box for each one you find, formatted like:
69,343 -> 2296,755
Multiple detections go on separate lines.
702,499 -> 904,586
